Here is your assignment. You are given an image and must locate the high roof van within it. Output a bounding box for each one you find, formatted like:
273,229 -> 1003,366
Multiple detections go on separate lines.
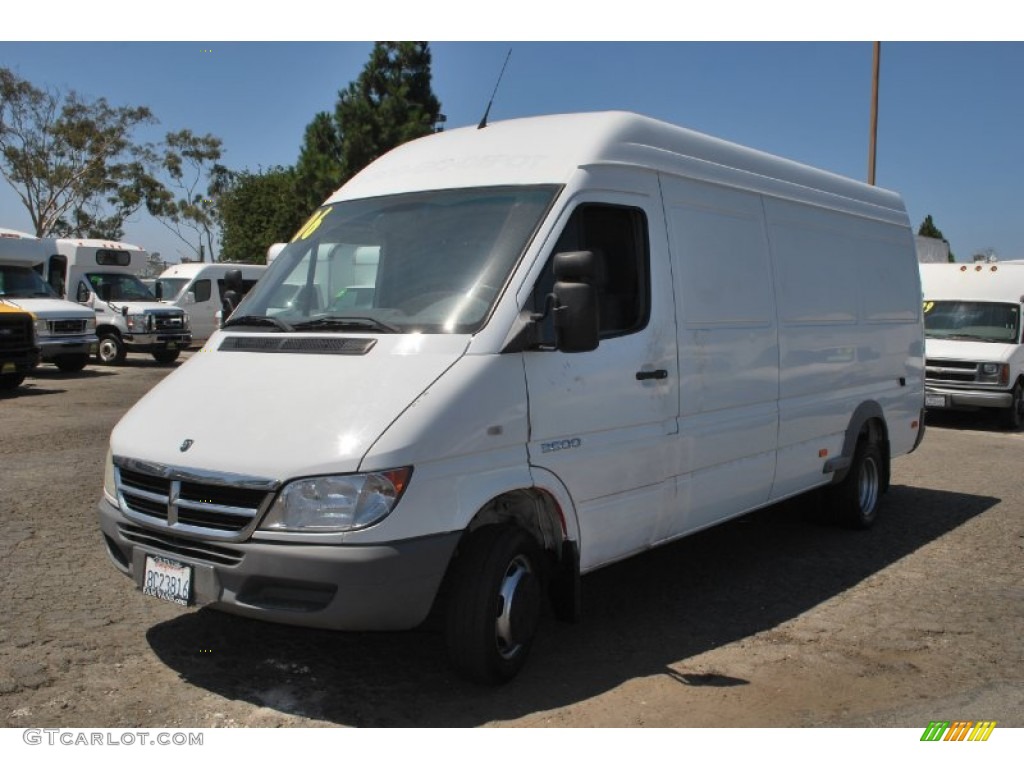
98,112 -> 926,682
156,262 -> 267,344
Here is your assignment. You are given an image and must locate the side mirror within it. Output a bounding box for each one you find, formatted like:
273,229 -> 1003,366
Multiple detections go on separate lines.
154,281 -> 163,300
552,250 -> 600,353
224,269 -> 244,294
184,290 -> 195,305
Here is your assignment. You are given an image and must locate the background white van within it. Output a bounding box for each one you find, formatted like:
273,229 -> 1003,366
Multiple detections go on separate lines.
156,262 -> 266,344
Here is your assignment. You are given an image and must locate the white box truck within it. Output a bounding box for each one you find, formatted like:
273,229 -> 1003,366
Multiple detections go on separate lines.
155,262 -> 267,344
98,112 -> 925,682
920,261 -> 1024,428
0,228 -> 98,372
39,237 -> 191,364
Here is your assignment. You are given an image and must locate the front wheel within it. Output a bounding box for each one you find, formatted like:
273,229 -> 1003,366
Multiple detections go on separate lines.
444,525 -> 545,684
151,348 -> 180,365
0,373 -> 26,391
1000,381 -> 1023,430
826,438 -> 884,530
54,354 -> 89,373
95,332 -> 126,365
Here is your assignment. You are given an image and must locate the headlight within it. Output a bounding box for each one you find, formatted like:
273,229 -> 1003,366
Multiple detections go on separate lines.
103,450 -> 118,506
126,314 -> 148,333
86,316 -> 97,332
259,468 -> 412,532
978,362 -> 1009,384
34,318 -> 51,337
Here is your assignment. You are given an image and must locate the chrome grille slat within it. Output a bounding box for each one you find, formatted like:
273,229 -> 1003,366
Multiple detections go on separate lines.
114,460 -> 277,541
118,524 -> 244,566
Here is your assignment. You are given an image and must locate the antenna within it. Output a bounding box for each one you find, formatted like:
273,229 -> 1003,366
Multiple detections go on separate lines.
478,48 -> 512,130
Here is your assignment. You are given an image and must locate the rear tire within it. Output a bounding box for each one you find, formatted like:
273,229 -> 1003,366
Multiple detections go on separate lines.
444,525 -> 545,684
54,354 -> 89,372
826,437 -> 884,530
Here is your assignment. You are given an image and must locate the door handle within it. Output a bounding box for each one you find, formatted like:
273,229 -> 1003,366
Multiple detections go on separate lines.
635,369 -> 668,381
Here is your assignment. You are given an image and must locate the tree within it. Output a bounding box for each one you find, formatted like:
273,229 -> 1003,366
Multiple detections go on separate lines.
150,129 -> 230,262
218,167 -> 305,263
918,214 -> 955,262
0,67 -> 162,240
294,112 -> 344,215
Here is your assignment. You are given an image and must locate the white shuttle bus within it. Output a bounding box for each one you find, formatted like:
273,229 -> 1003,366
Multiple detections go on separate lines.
920,261 -> 1024,428
41,238 -> 191,364
156,262 -> 267,344
0,229 -> 98,372
98,112 -> 925,682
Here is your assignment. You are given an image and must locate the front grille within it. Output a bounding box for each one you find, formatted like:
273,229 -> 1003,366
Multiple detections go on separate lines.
49,319 -> 88,334
152,313 -> 185,332
926,359 -> 981,384
0,315 -> 33,350
116,461 -> 276,540
118,524 -> 245,566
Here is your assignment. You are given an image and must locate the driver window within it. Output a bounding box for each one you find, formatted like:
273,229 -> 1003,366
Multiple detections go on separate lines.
531,203 -> 650,343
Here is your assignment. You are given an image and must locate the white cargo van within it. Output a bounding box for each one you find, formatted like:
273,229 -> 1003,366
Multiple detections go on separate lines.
40,237 -> 191,364
156,262 -> 266,344
98,112 -> 925,683
0,229 -> 98,372
920,261 -> 1024,428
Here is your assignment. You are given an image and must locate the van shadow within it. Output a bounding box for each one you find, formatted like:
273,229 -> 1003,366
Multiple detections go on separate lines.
146,484 -> 997,726
925,409 -> 1012,433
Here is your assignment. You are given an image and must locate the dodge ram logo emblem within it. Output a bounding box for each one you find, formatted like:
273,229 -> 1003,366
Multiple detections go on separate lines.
179,439 -> 194,452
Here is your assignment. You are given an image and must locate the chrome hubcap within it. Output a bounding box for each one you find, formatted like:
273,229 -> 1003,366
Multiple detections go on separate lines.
858,455 -> 880,517
494,554 -> 539,660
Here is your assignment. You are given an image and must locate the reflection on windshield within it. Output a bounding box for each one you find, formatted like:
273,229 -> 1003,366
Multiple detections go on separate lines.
233,185 -> 558,334
0,265 -> 56,298
923,300 -> 1020,343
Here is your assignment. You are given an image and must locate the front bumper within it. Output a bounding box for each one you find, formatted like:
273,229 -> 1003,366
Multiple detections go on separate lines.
37,334 -> 98,361
924,384 -> 1013,410
1,348 -> 40,375
97,496 -> 459,630
123,332 -> 192,353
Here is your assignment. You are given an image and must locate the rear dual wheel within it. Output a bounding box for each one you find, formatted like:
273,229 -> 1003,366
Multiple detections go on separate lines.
826,437 -> 883,529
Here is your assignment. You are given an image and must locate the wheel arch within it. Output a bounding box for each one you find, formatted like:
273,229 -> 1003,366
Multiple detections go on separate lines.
827,401 -> 891,490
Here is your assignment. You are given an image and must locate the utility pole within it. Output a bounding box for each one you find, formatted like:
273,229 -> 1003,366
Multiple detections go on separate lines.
868,42 -> 881,186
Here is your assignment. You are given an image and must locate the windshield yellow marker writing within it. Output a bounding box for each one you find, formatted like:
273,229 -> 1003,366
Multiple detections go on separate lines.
291,207 -> 332,242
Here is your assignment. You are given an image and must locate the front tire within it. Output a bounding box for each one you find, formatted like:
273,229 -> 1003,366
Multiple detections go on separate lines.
0,373 -> 26,391
444,525 -> 545,684
826,437 -> 884,529
151,348 -> 180,364
96,332 -> 126,365
1000,381 -> 1023,430
54,354 -> 89,373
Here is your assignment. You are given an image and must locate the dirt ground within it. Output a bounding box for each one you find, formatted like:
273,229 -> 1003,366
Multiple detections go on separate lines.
1,354 -> 1021,728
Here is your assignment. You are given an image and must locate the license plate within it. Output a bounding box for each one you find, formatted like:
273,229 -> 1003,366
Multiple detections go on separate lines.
142,555 -> 192,605
925,393 -> 948,408
1,362 -> 13,374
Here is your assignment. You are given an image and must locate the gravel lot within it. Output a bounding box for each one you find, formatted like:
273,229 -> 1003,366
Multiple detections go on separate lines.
1,354 -> 1022,727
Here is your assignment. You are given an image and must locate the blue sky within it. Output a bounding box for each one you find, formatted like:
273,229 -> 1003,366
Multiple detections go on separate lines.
1,37 -> 1021,263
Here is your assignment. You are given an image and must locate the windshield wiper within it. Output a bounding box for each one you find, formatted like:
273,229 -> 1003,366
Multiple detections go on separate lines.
222,315 -> 294,332
290,316 -> 400,333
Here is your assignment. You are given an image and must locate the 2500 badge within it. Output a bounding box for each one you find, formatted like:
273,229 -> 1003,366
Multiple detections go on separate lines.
540,438 -> 582,454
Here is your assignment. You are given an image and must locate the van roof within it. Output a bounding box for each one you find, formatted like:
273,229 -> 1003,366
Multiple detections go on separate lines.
159,262 -> 267,279
921,262 -> 1024,302
330,111 -> 907,224
0,228 -> 49,264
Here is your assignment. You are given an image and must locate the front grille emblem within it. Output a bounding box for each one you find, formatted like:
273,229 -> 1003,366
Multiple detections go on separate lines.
179,439 -> 194,452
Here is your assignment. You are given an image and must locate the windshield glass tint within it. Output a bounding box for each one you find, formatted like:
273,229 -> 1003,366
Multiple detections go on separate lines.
158,278 -> 189,300
924,300 -> 1020,343
87,273 -> 156,301
0,265 -> 56,298
235,186 -> 558,334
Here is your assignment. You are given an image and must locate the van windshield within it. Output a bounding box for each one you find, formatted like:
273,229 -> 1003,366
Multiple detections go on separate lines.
230,185 -> 558,334
923,300 -> 1020,343
0,264 -> 57,298
87,273 -> 156,301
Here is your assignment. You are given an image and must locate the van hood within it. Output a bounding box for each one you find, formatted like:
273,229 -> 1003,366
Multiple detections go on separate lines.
1,297 -> 93,319
110,333 -> 469,480
925,337 -> 1016,364
107,300 -> 183,315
